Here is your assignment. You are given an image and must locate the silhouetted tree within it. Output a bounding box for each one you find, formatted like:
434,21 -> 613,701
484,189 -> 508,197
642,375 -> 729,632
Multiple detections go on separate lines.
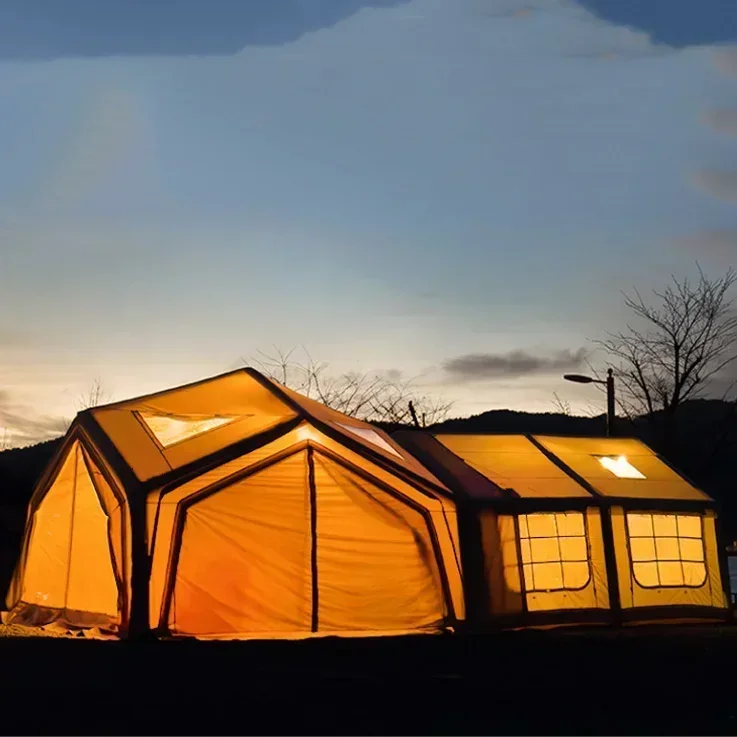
58,378 -> 112,433
594,265 -> 737,452
244,347 -> 453,426
550,391 -> 604,420
75,377 -> 110,411
550,392 -> 572,416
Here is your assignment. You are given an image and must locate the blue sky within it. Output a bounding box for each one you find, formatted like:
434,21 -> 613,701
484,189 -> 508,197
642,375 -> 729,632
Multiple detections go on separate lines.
1,0 -> 736,446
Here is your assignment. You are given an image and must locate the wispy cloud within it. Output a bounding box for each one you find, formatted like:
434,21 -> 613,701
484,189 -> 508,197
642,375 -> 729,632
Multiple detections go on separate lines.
0,391 -> 67,448
691,170 -> 737,204
443,348 -> 589,382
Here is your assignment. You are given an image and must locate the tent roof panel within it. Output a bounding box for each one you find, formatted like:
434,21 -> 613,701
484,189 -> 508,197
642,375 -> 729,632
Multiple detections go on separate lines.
266,380 -> 447,489
432,434 -> 593,498
86,369 -> 446,491
532,436 -> 711,501
392,431 -> 505,500
90,370 -> 300,482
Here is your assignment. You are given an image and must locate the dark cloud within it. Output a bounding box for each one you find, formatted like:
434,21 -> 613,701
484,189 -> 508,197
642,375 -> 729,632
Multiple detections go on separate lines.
691,170 -> 737,204
1,0 -> 735,63
0,390 -> 67,448
574,1 -> 737,48
702,109 -> 737,137
443,348 -> 589,382
672,230 -> 737,264
0,0 -> 409,61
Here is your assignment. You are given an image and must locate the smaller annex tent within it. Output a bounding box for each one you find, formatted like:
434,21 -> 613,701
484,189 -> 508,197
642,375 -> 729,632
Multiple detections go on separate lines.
393,432 -> 730,629
5,369 -> 464,640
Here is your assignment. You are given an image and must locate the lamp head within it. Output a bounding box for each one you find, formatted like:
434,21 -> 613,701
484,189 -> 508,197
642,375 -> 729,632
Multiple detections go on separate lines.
563,374 -> 594,384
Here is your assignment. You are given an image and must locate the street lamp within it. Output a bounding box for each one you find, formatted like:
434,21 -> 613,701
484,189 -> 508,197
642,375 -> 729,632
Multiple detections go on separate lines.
563,368 -> 615,437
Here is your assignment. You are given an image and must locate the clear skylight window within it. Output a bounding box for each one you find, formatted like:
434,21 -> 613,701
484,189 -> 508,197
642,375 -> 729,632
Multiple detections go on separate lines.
139,413 -> 236,448
335,423 -> 403,458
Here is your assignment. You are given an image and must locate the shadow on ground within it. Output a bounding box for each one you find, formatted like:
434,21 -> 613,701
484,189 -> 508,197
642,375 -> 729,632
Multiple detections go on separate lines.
2,625 -> 736,735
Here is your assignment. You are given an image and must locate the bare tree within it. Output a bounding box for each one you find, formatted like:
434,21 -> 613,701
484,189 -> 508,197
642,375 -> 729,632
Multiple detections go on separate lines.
244,347 -> 453,426
594,265 -> 737,447
75,378 -> 110,412
551,392 -> 572,416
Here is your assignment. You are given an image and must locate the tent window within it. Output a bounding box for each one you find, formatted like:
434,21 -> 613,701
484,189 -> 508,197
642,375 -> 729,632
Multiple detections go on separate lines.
595,455 -> 646,479
137,412 -> 238,448
518,512 -> 591,592
334,423 -> 403,458
626,513 -> 706,588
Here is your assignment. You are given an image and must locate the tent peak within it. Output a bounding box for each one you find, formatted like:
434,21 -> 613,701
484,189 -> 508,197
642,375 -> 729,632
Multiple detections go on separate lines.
84,367 -> 272,415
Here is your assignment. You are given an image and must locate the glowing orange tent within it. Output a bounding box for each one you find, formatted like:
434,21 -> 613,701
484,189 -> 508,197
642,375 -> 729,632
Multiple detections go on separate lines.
394,432 -> 730,629
5,370 -> 464,639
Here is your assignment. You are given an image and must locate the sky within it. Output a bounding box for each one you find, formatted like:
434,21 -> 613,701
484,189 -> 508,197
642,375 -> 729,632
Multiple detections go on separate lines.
1,0 -> 736,447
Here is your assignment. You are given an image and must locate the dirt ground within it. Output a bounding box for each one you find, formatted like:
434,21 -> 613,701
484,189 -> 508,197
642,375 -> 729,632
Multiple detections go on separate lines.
2,624 -> 737,735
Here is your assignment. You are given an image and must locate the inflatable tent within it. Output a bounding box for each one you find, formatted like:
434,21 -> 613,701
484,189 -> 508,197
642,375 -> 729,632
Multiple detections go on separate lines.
394,432 -> 730,629
5,370 -> 464,639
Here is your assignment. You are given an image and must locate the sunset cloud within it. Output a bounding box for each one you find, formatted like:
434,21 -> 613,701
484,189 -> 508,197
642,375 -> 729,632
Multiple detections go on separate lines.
713,47 -> 737,77
0,391 -> 67,448
702,109 -> 737,137
691,170 -> 737,204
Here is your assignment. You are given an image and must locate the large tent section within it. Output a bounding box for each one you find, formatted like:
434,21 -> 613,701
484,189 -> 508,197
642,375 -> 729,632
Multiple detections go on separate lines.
533,437 -> 729,622
5,369 -> 463,640
395,431 -> 730,630
394,432 -> 611,630
5,434 -> 130,634
148,423 -> 463,639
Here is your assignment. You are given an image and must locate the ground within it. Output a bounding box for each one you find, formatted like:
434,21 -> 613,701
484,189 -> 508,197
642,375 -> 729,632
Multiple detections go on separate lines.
2,624 -> 737,734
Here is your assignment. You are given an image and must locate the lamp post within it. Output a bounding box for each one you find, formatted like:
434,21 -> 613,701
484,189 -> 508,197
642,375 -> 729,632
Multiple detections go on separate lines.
563,368 -> 615,437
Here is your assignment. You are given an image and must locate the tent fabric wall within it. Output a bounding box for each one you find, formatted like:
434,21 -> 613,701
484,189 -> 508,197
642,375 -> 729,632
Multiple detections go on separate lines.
6,369 -> 462,639
480,508 -> 609,618
5,439 -> 125,631
147,424 -> 464,634
169,452 -> 313,637
611,506 -> 726,612
164,449 -> 447,639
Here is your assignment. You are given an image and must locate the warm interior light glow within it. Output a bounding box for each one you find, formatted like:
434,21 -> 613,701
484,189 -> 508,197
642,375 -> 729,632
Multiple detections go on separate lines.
596,455 -> 646,479
139,413 -> 237,448
296,425 -> 320,443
